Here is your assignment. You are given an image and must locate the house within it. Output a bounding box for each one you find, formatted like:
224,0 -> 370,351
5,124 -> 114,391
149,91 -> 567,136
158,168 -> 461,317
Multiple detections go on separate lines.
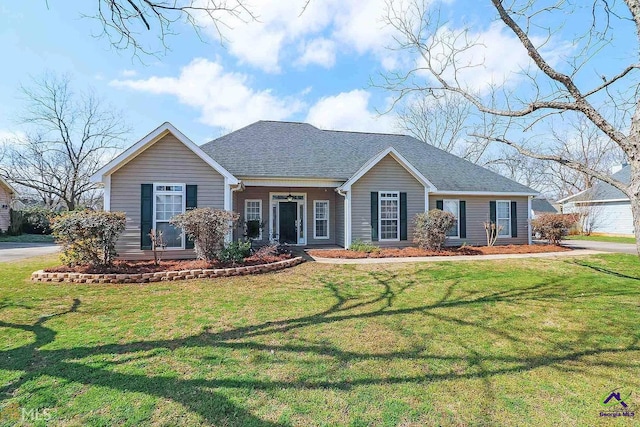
91,121 -> 538,259
531,197 -> 558,219
0,177 -> 17,232
558,165 -> 633,236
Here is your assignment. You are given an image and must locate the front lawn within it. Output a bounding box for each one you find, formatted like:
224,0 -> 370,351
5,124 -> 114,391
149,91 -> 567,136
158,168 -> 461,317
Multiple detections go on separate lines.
565,234 -> 636,244
1,254 -> 639,426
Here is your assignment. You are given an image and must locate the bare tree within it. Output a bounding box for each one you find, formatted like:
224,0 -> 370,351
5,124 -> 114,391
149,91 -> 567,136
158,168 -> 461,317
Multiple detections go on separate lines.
396,92 -> 494,163
0,74 -> 129,211
382,0 -> 640,255
87,0 -> 255,57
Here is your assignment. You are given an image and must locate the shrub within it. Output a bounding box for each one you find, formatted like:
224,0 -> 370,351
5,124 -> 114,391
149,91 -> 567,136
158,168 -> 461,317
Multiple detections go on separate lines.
170,208 -> 239,261
413,210 -> 456,251
51,210 -> 126,266
8,209 -> 24,236
532,213 -> 579,245
21,206 -> 57,234
219,240 -> 252,264
349,239 -> 380,253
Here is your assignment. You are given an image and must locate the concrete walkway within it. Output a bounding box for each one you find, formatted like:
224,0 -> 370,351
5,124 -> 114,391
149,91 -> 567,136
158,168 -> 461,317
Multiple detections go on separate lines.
0,242 -> 60,262
309,249 -> 605,264
560,239 -> 638,255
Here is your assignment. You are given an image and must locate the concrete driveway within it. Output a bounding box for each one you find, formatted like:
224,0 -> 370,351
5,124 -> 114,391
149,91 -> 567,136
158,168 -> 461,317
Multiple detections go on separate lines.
560,239 -> 638,255
0,242 -> 60,262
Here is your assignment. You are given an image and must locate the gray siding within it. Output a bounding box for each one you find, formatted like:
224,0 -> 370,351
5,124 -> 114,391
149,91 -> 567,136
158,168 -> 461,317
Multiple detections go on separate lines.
429,195 -> 529,246
335,194 -> 345,247
110,133 -> 225,259
351,154 -> 426,247
564,201 -> 634,235
0,185 -> 11,232
234,186 -> 339,245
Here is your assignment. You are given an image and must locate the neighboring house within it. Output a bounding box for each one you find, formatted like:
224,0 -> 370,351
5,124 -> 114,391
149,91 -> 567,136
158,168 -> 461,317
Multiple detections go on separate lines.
558,165 -> 633,236
91,121 -> 538,259
531,197 -> 559,219
0,177 -> 18,232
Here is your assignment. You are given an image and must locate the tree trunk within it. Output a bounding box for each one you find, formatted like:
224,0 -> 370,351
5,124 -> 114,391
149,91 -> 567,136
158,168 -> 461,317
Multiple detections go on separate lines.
628,160 -> 640,257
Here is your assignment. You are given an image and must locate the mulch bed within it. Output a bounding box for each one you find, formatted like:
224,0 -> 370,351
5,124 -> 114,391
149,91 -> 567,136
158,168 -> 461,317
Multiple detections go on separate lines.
307,245 -> 570,259
45,254 -> 292,274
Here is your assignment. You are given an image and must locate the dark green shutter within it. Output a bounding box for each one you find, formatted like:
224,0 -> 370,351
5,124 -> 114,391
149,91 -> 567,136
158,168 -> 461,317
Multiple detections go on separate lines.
140,184 -> 153,250
459,201 -> 466,238
371,192 -> 378,241
185,185 -> 197,249
436,200 -> 443,210
511,201 -> 518,238
489,201 -> 496,224
400,192 -> 407,240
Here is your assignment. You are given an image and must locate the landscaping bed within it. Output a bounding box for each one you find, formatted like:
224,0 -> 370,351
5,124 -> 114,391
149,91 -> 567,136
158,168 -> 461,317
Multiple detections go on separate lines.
44,253 -> 292,274
308,244 -> 570,259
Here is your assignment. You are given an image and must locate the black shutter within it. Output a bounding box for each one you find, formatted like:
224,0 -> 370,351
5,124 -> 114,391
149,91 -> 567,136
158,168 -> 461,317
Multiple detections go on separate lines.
371,192 -> 378,241
436,200 -> 443,210
400,192 -> 407,240
511,201 -> 518,238
489,201 -> 496,224
140,184 -> 153,250
459,201 -> 466,238
185,185 -> 197,249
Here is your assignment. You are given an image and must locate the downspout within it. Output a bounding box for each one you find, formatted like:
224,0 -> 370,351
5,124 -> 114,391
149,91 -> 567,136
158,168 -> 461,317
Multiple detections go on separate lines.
527,196 -> 532,245
225,180 -> 244,243
337,188 -> 351,249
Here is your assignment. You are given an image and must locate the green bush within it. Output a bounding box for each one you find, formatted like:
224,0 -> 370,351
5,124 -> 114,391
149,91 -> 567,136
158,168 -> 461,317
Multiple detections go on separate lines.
413,210 -> 456,251
51,210 -> 126,267
349,239 -> 380,253
170,208 -> 239,261
22,206 -> 57,234
8,209 -> 24,236
219,240 -> 252,264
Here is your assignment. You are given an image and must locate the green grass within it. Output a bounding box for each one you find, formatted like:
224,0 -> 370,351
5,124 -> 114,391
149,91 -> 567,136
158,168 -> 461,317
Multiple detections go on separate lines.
1,254 -> 639,426
0,234 -> 54,243
565,234 -> 636,244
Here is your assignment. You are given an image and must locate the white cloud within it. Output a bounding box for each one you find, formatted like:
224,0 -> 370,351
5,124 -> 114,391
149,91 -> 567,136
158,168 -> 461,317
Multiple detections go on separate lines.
121,69 -> 138,77
197,0 -> 399,72
297,38 -> 336,68
305,89 -> 396,133
110,58 -> 304,131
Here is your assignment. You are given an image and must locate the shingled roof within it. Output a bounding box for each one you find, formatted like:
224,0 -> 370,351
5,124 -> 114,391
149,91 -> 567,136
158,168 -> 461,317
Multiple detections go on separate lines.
561,165 -> 630,203
200,121 -> 536,194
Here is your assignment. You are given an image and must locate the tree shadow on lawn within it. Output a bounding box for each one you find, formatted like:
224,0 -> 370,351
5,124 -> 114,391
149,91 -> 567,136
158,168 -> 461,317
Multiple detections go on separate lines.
1,267 -> 639,426
569,259 -> 640,281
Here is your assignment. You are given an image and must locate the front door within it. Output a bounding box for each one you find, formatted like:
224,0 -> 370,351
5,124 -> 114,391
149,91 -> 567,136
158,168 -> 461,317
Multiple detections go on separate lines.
279,202 -> 297,243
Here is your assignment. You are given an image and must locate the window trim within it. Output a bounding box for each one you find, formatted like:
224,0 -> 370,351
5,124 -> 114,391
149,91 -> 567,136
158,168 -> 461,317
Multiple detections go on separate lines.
244,199 -> 263,240
152,182 -> 186,249
443,199 -> 460,239
313,200 -> 330,240
496,199 -> 511,238
378,191 -> 400,242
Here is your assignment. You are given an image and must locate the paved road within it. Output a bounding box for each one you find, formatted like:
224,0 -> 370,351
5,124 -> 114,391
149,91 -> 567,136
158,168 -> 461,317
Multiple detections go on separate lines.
560,239 -> 638,255
0,242 -> 60,262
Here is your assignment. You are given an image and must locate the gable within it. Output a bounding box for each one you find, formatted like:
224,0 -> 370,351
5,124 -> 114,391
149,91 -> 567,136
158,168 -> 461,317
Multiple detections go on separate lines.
353,154 -> 425,191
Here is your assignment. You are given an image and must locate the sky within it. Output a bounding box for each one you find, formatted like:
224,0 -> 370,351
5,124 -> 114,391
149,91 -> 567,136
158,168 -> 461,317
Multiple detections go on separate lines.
0,0 -> 636,148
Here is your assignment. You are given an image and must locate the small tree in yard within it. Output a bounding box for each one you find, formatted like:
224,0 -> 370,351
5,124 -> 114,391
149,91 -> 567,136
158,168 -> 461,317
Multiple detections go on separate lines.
532,214 -> 579,246
413,210 -> 456,251
51,211 -> 126,267
170,208 -> 239,262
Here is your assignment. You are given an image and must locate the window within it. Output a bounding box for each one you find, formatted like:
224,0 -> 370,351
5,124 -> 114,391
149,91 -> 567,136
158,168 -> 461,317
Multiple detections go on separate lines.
443,199 -> 459,238
245,199 -> 262,239
314,200 -> 329,239
379,191 -> 399,241
154,184 -> 185,248
497,200 -> 511,237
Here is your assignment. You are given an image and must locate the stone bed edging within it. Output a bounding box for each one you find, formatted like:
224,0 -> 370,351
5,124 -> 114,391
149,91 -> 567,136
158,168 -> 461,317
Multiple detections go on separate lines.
31,256 -> 304,284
